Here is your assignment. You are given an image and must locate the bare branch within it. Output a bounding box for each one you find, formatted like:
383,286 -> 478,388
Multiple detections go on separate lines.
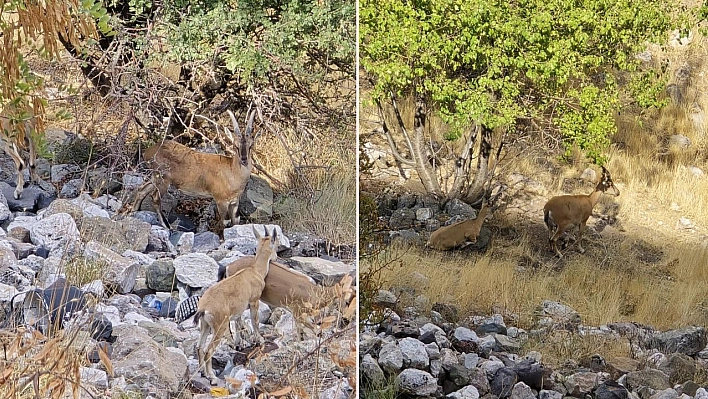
375,99 -> 415,166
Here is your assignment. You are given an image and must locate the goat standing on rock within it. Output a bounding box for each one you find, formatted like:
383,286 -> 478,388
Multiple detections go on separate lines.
125,109 -> 257,233
194,226 -> 277,385
543,166 -> 620,258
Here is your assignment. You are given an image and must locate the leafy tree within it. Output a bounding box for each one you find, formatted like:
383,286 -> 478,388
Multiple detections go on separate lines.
360,0 -> 691,203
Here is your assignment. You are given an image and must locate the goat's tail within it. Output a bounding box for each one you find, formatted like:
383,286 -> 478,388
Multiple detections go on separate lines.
544,209 -> 557,237
193,310 -> 205,327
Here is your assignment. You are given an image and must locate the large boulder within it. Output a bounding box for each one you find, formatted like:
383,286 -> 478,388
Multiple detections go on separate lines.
81,216 -> 151,253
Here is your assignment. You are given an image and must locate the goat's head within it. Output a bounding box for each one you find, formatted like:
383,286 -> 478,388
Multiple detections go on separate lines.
253,225 -> 278,263
598,166 -> 620,196
225,109 -> 257,167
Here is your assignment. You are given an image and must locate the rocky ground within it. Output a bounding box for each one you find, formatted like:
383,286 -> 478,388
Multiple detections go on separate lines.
361,292 -> 708,398
0,135 -> 357,399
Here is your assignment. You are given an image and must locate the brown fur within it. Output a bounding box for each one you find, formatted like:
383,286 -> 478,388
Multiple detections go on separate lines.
0,106 -> 40,200
543,167 -> 620,258
224,256 -> 355,346
427,200 -> 490,250
195,226 -> 276,385
126,110 -> 256,231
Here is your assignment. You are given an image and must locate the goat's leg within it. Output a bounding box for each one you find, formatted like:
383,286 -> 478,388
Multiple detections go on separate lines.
227,199 -> 241,226
122,180 -> 155,215
151,179 -> 170,229
577,222 -> 586,254
549,225 -> 568,258
196,319 -> 211,380
204,321 -> 228,385
229,316 -> 244,348
26,133 -> 39,183
248,299 -> 264,345
4,142 -> 26,199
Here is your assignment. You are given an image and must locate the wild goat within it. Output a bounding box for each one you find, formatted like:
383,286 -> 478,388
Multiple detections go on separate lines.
427,199 -> 490,250
543,166 -> 620,258
220,256 -> 351,347
193,226 -> 276,385
126,109 -> 257,231
0,105 -> 41,200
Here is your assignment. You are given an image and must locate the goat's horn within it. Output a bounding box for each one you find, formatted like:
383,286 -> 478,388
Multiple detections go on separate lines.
253,225 -> 262,239
245,109 -> 256,137
263,226 -> 270,237
227,110 -> 241,138
271,227 -> 277,241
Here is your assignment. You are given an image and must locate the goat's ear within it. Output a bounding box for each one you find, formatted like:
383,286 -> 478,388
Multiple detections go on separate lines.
253,225 -> 262,239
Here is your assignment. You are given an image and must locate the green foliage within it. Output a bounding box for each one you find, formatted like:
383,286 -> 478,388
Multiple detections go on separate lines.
361,0 -> 690,163
154,0 -> 355,87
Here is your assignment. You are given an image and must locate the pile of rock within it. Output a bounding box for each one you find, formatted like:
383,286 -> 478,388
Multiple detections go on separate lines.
0,181 -> 356,398
361,296 -> 708,398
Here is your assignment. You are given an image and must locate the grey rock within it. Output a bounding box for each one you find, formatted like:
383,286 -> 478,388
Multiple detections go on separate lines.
536,300 -> 581,329
477,314 -> 507,335
0,202 -> 11,224
481,358 -> 506,379
454,326 -> 479,343
173,252 -> 220,288
416,207 -> 433,221
111,324 -> 188,393
440,348 -> 460,371
223,223 -> 290,252
510,382 -> 535,399
396,368 -> 438,396
81,216 -> 151,253
463,353 -> 480,369
80,367 -> 109,389
172,231 -> 194,254
43,199 -> 84,226
361,354 -> 385,385
495,333 -> 521,353
389,208 -> 416,229
192,231 -> 220,253
565,371 -> 599,397
60,179 -> 82,198
447,385 -> 480,399
375,289 -> 398,307
625,369 -> 671,392
1,182 -> 43,212
540,390 -> 563,399
239,175 -> 273,221
289,256 -> 354,286
695,388 -> 708,399
449,363 -> 471,386
145,260 -> 176,292
83,241 -> 139,294
657,353 -> 696,384
491,367 -> 518,398
379,341 -> 403,374
647,327 -> 707,356
148,225 -> 175,253
420,322 -> 451,348
649,389 -> 679,399
425,342 -> 441,360
445,198 -> 477,219
30,213 -> 80,257
468,367 -> 491,395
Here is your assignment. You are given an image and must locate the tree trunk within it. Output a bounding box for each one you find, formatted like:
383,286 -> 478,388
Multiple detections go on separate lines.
463,125 -> 492,203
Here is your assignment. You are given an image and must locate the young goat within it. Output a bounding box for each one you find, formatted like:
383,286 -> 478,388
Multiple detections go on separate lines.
193,226 -> 277,385
0,105 -> 41,200
221,257 -> 354,347
543,166 -> 620,258
427,199 -> 490,250
126,109 -> 257,231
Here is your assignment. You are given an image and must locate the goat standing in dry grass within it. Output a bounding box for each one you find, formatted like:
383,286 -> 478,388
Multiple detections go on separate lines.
193,226 -> 277,385
125,109 -> 257,232
427,199 -> 490,250
543,166 -> 620,258
0,105 -> 41,200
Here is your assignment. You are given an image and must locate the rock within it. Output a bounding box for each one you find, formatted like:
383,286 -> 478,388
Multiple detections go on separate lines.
494,333 -> 521,353
80,367 -> 109,389
289,256 -> 354,285
468,367 -> 491,395
416,208 -> 433,221
514,359 -> 551,390
452,326 -> 478,350
647,327 -> 707,356
223,224 -> 290,252
606,357 -> 640,379
565,371 -> 599,397
399,337 -> 429,370
432,302 -> 458,323
445,198 -> 477,219
173,253 -> 219,288
172,231 -> 194,254
361,354 -> 385,385
43,199 -> 84,226
83,241 -> 140,294
30,213 -> 80,258
148,225 -> 175,253
111,324 -> 188,393
389,208 -> 416,229
420,323 -> 451,349
463,353 -> 480,369
447,385 -> 480,399
477,314 -> 507,335
60,179 -> 82,198
239,175 -> 273,221
375,289 -> 397,308
491,367 -> 518,398
379,341 -> 404,374
146,260 -> 176,292
0,203 -> 11,224
0,182 -> 43,212
396,368 -> 438,396
81,216 -> 151,253
669,135 -> 691,149
695,388 -> 708,399
658,353 -> 696,384
540,390 -> 563,399
536,300 -> 581,329
192,231 -> 220,253
510,382 -> 535,399
508,173 -> 547,196
650,389 -> 679,399
481,358 -> 505,379
581,168 -> 597,182
625,369 -> 671,392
